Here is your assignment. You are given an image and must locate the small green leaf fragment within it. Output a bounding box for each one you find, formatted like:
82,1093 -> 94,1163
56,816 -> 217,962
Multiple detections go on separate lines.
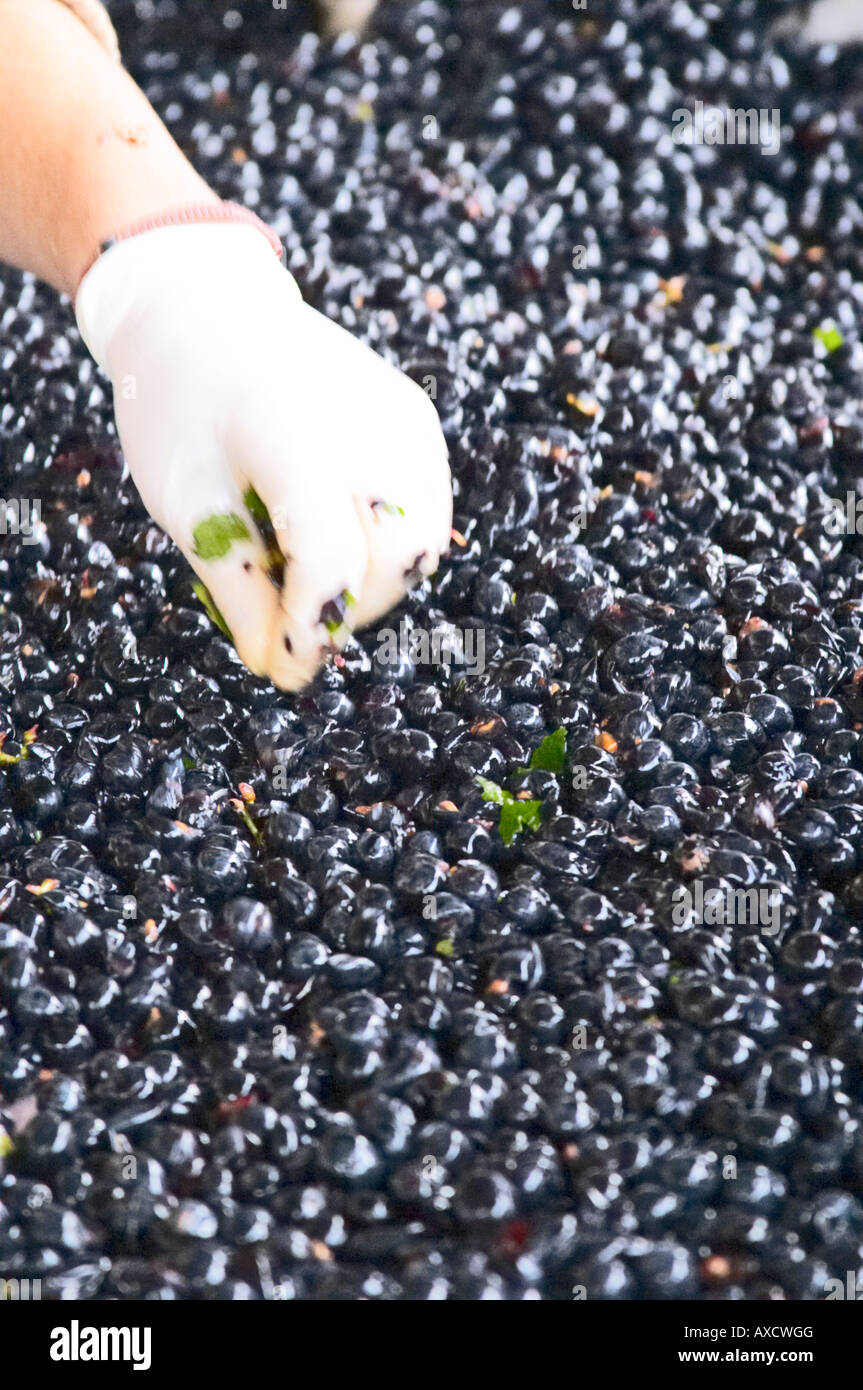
0,1128 -> 14,1159
435,938 -> 454,957
499,798 -> 543,846
0,728 -> 33,766
321,589 -> 356,634
242,491 -> 286,588
192,580 -> 234,642
243,487 -> 271,528
476,775 -> 509,806
813,322 -> 843,353
476,776 -> 542,845
192,513 -> 250,560
529,727 -> 567,774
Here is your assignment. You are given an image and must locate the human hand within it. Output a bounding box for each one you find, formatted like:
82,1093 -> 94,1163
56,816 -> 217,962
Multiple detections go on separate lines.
75,221 -> 452,688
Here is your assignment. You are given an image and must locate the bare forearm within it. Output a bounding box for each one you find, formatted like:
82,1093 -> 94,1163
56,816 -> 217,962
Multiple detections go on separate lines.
0,0 -> 218,296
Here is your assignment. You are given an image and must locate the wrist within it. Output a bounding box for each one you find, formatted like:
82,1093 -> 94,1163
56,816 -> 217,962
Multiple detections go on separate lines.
61,168 -> 221,297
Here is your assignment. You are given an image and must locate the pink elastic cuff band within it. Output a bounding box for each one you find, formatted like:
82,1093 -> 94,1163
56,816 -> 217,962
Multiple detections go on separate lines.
79,202 -> 285,291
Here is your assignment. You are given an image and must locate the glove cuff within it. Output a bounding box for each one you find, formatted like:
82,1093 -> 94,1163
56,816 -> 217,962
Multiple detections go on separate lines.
77,201 -> 284,293
75,219 -> 297,372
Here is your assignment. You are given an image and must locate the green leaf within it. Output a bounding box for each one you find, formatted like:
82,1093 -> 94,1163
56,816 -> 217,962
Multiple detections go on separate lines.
192,513 -> 250,560
373,500 -> 406,518
323,589 -> 357,634
243,487 -> 271,528
476,775 -> 510,806
435,938 -> 454,957
192,580 -> 233,642
813,322 -> 844,353
0,746 -> 27,766
242,488 -> 287,587
529,727 -> 567,774
476,775 -> 544,844
499,797 -> 542,846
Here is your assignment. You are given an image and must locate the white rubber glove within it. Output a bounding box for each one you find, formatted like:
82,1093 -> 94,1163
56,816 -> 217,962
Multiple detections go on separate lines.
75,223 -> 452,689
801,0 -> 863,43
772,0 -> 863,44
